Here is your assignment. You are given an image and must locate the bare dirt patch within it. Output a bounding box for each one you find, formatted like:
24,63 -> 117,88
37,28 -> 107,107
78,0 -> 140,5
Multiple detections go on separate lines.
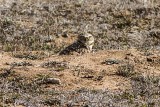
1,49 -> 160,92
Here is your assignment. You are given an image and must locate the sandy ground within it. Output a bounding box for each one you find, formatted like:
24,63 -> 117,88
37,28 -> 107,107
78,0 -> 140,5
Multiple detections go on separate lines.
0,48 -> 160,91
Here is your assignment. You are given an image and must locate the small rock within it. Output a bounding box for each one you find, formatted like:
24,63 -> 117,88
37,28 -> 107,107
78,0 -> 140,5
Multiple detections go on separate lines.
102,59 -> 121,65
41,61 -> 68,69
81,75 -> 94,79
45,78 -> 61,85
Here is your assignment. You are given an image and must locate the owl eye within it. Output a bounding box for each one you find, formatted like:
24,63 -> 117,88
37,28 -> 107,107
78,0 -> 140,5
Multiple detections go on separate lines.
86,37 -> 89,41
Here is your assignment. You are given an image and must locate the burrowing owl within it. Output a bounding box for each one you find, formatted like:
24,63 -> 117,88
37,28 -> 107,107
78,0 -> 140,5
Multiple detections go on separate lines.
79,32 -> 94,52
59,32 -> 94,55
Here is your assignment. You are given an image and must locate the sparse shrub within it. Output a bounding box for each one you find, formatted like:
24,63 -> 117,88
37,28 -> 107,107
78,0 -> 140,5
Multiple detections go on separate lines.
43,98 -> 61,106
35,74 -> 61,85
131,74 -> 160,107
101,58 -> 121,65
116,63 -> 135,77
13,52 -> 38,60
6,61 -> 33,66
41,61 -> 68,71
3,43 -> 15,52
41,43 -> 53,51
0,0 -> 160,52
0,71 -> 160,107
0,0 -> 160,107
12,51 -> 50,60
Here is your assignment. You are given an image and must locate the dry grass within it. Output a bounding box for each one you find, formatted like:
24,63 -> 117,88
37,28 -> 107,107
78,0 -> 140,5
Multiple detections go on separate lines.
0,70 -> 159,107
0,0 -> 160,107
0,0 -> 160,52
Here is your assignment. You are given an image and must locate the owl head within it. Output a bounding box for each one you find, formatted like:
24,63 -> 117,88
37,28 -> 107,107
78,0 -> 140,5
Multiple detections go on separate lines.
78,32 -> 93,44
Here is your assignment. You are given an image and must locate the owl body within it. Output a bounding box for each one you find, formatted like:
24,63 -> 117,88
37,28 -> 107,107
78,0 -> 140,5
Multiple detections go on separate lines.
79,33 -> 94,52
59,33 -> 94,55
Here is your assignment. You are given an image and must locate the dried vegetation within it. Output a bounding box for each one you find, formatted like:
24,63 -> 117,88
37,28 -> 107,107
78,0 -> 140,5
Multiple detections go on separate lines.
0,0 -> 160,107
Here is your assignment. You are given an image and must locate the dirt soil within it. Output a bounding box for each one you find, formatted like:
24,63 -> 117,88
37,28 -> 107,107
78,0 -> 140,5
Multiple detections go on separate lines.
1,49 -> 160,91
